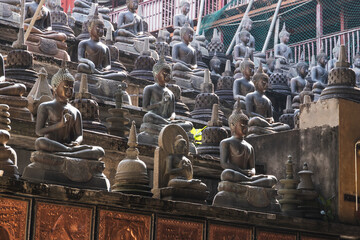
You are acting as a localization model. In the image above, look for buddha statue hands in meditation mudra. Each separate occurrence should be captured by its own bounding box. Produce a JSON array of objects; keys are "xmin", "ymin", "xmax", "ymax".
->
[
  {"xmin": 22, "ymin": 62, "xmax": 109, "ymax": 190},
  {"xmin": 77, "ymin": 6, "xmax": 127, "ymax": 80},
  {"xmin": 212, "ymin": 101, "xmax": 280, "ymax": 211}
]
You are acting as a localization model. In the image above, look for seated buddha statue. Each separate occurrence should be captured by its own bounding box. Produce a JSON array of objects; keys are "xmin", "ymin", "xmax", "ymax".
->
[
  {"xmin": 24, "ymin": 0, "xmax": 70, "ymax": 60},
  {"xmin": 171, "ymin": 23, "xmax": 205, "ymax": 90},
  {"xmin": 22, "ymin": 63, "xmax": 109, "ymax": 190},
  {"xmin": 138, "ymin": 55, "xmax": 193, "ymax": 145},
  {"xmin": 290, "ymin": 61, "xmax": 309, "ymax": 95},
  {"xmin": 233, "ymin": 29, "xmax": 253, "ymax": 63},
  {"xmin": 245, "ymin": 64, "xmax": 290, "ymax": 136},
  {"xmin": 311, "ymin": 50, "xmax": 328, "ymax": 100},
  {"xmin": 152, "ymin": 124, "xmax": 208, "ymax": 202},
  {"xmin": 171, "ymin": 0, "xmax": 194, "ymax": 45},
  {"xmin": 76, "ymin": 7, "xmax": 128, "ymax": 100},
  {"xmin": 274, "ymin": 23, "xmax": 293, "ymax": 65},
  {"xmin": 77, "ymin": 8, "xmax": 127, "ymax": 80},
  {"xmin": 115, "ymin": 0, "xmax": 155, "ymax": 43},
  {"xmin": 233, "ymin": 56, "xmax": 255, "ymax": 102},
  {"xmin": 212, "ymin": 102, "xmax": 279, "ymax": 210},
  {"xmin": 236, "ymin": 15, "xmax": 255, "ymax": 52}
]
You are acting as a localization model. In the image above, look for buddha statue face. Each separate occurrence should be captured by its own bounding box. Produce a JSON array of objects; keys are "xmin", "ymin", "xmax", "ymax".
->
[
  {"xmin": 317, "ymin": 54, "xmax": 328, "ymax": 67},
  {"xmin": 241, "ymin": 61, "xmax": 255, "ymax": 79},
  {"xmin": 55, "ymin": 80, "xmax": 74, "ymax": 102},
  {"xmin": 181, "ymin": 28, "xmax": 194, "ymax": 44},
  {"xmin": 243, "ymin": 19, "xmax": 253, "ymax": 32},
  {"xmin": 127, "ymin": 0, "xmax": 139, "ymax": 13},
  {"xmin": 254, "ymin": 75, "xmax": 269, "ymax": 93},
  {"xmin": 174, "ymin": 135, "xmax": 188, "ymax": 154},
  {"xmin": 181, "ymin": 2, "xmax": 190, "ymax": 15},
  {"xmin": 234, "ymin": 119, "xmax": 248, "ymax": 138},
  {"xmin": 296, "ymin": 63, "xmax": 309, "ymax": 78},
  {"xmin": 90, "ymin": 20, "xmax": 105, "ymax": 40},
  {"xmin": 239, "ymin": 31, "xmax": 250, "ymax": 45},
  {"xmin": 280, "ymin": 33, "xmax": 290, "ymax": 44},
  {"xmin": 210, "ymin": 58, "xmax": 221, "ymax": 73},
  {"xmin": 156, "ymin": 68, "xmax": 171, "ymax": 87}
]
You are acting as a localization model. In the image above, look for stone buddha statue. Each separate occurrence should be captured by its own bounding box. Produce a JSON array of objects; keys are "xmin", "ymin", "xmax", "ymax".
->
[
  {"xmin": 22, "ymin": 64, "xmax": 109, "ymax": 190},
  {"xmin": 236, "ymin": 15, "xmax": 255, "ymax": 52},
  {"xmin": 76, "ymin": 6, "xmax": 128, "ymax": 100},
  {"xmin": 233, "ymin": 56, "xmax": 255, "ymax": 102},
  {"xmin": 274, "ymin": 23, "xmax": 293, "ymax": 65},
  {"xmin": 311, "ymin": 50, "xmax": 328, "ymax": 100},
  {"xmin": 138, "ymin": 55, "xmax": 193, "ymax": 146},
  {"xmin": 174, "ymin": 0, "xmax": 194, "ymax": 29},
  {"xmin": 172, "ymin": 22, "xmax": 205, "ymax": 90},
  {"xmin": 327, "ymin": 38, "xmax": 340, "ymax": 72},
  {"xmin": 209, "ymin": 53, "xmax": 221, "ymax": 87},
  {"xmin": 352, "ymin": 52, "xmax": 360, "ymax": 87},
  {"xmin": 171, "ymin": 0, "xmax": 194, "ymax": 46},
  {"xmin": 233, "ymin": 29, "xmax": 253, "ymax": 63},
  {"xmin": 24, "ymin": 0, "xmax": 70, "ymax": 60},
  {"xmin": 290, "ymin": 60, "xmax": 309, "ymax": 95},
  {"xmin": 245, "ymin": 64, "xmax": 290, "ymax": 136},
  {"xmin": 115, "ymin": 0, "xmax": 154, "ymax": 42},
  {"xmin": 213, "ymin": 102, "xmax": 279, "ymax": 210},
  {"xmin": 152, "ymin": 124, "xmax": 208, "ymax": 203}
]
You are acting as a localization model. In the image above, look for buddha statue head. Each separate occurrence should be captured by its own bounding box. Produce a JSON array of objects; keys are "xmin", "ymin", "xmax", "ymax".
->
[
  {"xmin": 240, "ymin": 55, "xmax": 255, "ymax": 79},
  {"xmin": 180, "ymin": 0, "xmax": 190, "ymax": 16},
  {"xmin": 209, "ymin": 53, "xmax": 221, "ymax": 73},
  {"xmin": 296, "ymin": 61, "xmax": 309, "ymax": 79},
  {"xmin": 253, "ymin": 63, "xmax": 269, "ymax": 93},
  {"xmin": 51, "ymin": 62, "xmax": 75, "ymax": 101},
  {"xmin": 180, "ymin": 22, "xmax": 194, "ymax": 44},
  {"xmin": 87, "ymin": 6, "xmax": 105, "ymax": 40},
  {"xmin": 238, "ymin": 29, "xmax": 250, "ymax": 45},
  {"xmin": 174, "ymin": 134, "xmax": 188, "ymax": 154},
  {"xmin": 317, "ymin": 50, "xmax": 328, "ymax": 67},
  {"xmin": 242, "ymin": 15, "xmax": 253, "ymax": 32},
  {"xmin": 153, "ymin": 55, "xmax": 172, "ymax": 86},
  {"xmin": 279, "ymin": 23, "xmax": 290, "ymax": 44},
  {"xmin": 229, "ymin": 99, "xmax": 249, "ymax": 137},
  {"xmin": 126, "ymin": 0, "xmax": 139, "ymax": 13}
]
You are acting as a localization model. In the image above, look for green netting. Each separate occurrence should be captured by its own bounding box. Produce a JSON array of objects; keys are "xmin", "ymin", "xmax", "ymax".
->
[{"xmin": 199, "ymin": 0, "xmax": 360, "ymax": 62}]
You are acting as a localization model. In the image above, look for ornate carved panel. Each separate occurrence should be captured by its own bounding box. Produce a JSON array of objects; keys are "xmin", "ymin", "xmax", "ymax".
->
[
  {"xmin": 208, "ymin": 223, "xmax": 252, "ymax": 240},
  {"xmin": 98, "ymin": 209, "xmax": 151, "ymax": 240},
  {"xmin": 156, "ymin": 217, "xmax": 203, "ymax": 240},
  {"xmin": 35, "ymin": 202, "xmax": 93, "ymax": 240},
  {"xmin": 0, "ymin": 196, "xmax": 29, "ymax": 240},
  {"xmin": 257, "ymin": 230, "xmax": 296, "ymax": 240}
]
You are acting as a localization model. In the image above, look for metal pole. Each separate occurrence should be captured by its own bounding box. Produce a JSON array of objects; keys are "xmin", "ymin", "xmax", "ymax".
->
[
  {"xmin": 261, "ymin": 0, "xmax": 283, "ymax": 53},
  {"xmin": 196, "ymin": 0, "xmax": 206, "ymax": 35},
  {"xmin": 274, "ymin": 18, "xmax": 280, "ymax": 49},
  {"xmin": 24, "ymin": 0, "xmax": 46, "ymax": 42},
  {"xmin": 225, "ymin": 0, "xmax": 255, "ymax": 56}
]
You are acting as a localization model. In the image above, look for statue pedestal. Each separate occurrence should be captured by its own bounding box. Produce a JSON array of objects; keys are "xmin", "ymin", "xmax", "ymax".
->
[
  {"xmin": 213, "ymin": 181, "xmax": 280, "ymax": 212},
  {"xmin": 0, "ymin": 95, "xmax": 32, "ymax": 121},
  {"xmin": 22, "ymin": 151, "xmax": 110, "ymax": 191},
  {"xmin": 152, "ymin": 187, "xmax": 209, "ymax": 204},
  {"xmin": 106, "ymin": 108, "xmax": 130, "ymax": 137}
]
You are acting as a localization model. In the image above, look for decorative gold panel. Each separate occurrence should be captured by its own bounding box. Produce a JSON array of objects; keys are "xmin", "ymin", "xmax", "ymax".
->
[
  {"xmin": 257, "ymin": 230, "xmax": 296, "ymax": 240},
  {"xmin": 0, "ymin": 196, "xmax": 29, "ymax": 240},
  {"xmin": 156, "ymin": 217, "xmax": 203, "ymax": 240},
  {"xmin": 98, "ymin": 210, "xmax": 151, "ymax": 240},
  {"xmin": 35, "ymin": 202, "xmax": 93, "ymax": 240},
  {"xmin": 208, "ymin": 224, "xmax": 252, "ymax": 240}
]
